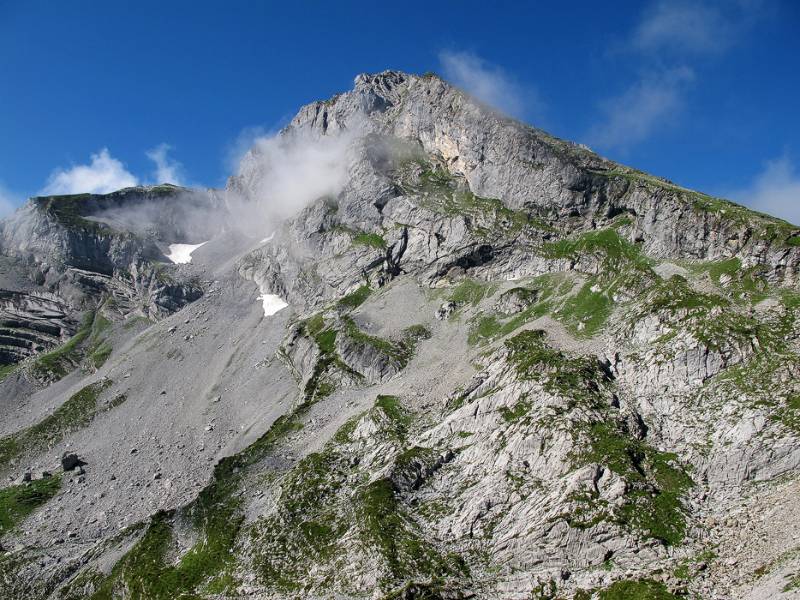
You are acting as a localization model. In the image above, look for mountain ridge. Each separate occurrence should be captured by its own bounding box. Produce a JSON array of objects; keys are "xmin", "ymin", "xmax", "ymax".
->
[{"xmin": 0, "ymin": 70, "xmax": 799, "ymax": 600}]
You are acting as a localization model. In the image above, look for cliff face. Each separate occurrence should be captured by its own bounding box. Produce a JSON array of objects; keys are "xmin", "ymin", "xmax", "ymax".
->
[{"xmin": 1, "ymin": 72, "xmax": 800, "ymax": 600}]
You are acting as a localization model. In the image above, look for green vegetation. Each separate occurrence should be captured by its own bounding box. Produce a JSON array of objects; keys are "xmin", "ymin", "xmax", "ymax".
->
[
  {"xmin": 590, "ymin": 167, "xmax": 800, "ymax": 247},
  {"xmin": 460, "ymin": 230, "xmax": 647, "ymax": 340},
  {"xmin": 542, "ymin": 228, "xmax": 655, "ymax": 335},
  {"xmin": 30, "ymin": 309, "xmax": 114, "ymax": 381},
  {"xmin": 357, "ymin": 477, "xmax": 466, "ymax": 585},
  {"xmin": 87, "ymin": 380, "xmax": 331, "ymax": 599},
  {"xmin": 248, "ymin": 393, "xmax": 464, "ymax": 593},
  {"xmin": 299, "ymin": 314, "xmax": 362, "ymax": 402},
  {"xmin": 30, "ymin": 311, "xmax": 95, "ymax": 380},
  {"xmin": 499, "ymin": 398, "xmax": 532, "ymax": 423},
  {"xmin": 578, "ymin": 423, "xmax": 693, "ymax": 546},
  {"xmin": 557, "ymin": 278, "xmax": 614, "ymax": 338},
  {"xmin": 353, "ymin": 232, "xmax": 387, "ymax": 250},
  {"xmin": 0, "ymin": 364, "xmax": 16, "ymax": 383},
  {"xmin": 341, "ymin": 317, "xmax": 430, "ymax": 371},
  {"xmin": 503, "ymin": 331, "xmax": 692, "ymax": 545},
  {"xmin": 337, "ymin": 285, "xmax": 372, "ymax": 309},
  {"xmin": 448, "ymin": 279, "xmax": 497, "ymax": 307},
  {"xmin": 542, "ymin": 228, "xmax": 652, "ymax": 274},
  {"xmin": 684, "ymin": 257, "xmax": 770, "ymax": 304},
  {"xmin": 574, "ymin": 578, "xmax": 680, "ymax": 600},
  {"xmin": 466, "ymin": 275, "xmax": 572, "ymax": 345},
  {"xmin": 506, "ymin": 330, "xmax": 610, "ymax": 409},
  {"xmin": 403, "ymin": 165, "xmax": 550, "ymax": 236},
  {"xmin": 0, "ymin": 379, "xmax": 113, "ymax": 468},
  {"xmin": 371, "ymin": 395, "xmax": 414, "ymax": 441},
  {"xmin": 33, "ymin": 194, "xmax": 108, "ymax": 234},
  {"xmin": 0, "ymin": 475, "xmax": 61, "ymax": 535}
]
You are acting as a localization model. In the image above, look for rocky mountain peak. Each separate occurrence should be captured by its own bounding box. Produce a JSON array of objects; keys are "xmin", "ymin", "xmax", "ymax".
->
[{"xmin": 1, "ymin": 71, "xmax": 800, "ymax": 600}]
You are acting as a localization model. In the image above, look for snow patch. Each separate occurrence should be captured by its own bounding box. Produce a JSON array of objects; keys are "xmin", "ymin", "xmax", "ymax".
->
[
  {"xmin": 259, "ymin": 231, "xmax": 275, "ymax": 245},
  {"xmin": 166, "ymin": 242, "xmax": 208, "ymax": 264},
  {"xmin": 258, "ymin": 293, "xmax": 288, "ymax": 316}
]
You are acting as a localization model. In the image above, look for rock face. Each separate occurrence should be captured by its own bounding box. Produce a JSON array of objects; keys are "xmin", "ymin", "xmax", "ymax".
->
[{"xmin": 1, "ymin": 71, "xmax": 800, "ymax": 600}]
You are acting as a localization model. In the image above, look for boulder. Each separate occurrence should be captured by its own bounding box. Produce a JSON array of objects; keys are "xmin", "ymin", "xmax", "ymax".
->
[
  {"xmin": 435, "ymin": 301, "xmax": 457, "ymax": 320},
  {"xmin": 61, "ymin": 452, "xmax": 82, "ymax": 471},
  {"xmin": 495, "ymin": 287, "xmax": 538, "ymax": 316}
]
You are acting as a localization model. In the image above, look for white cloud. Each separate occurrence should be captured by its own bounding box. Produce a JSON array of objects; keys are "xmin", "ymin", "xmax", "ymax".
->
[
  {"xmin": 224, "ymin": 127, "xmax": 359, "ymax": 237},
  {"xmin": 438, "ymin": 50, "xmax": 541, "ymax": 120},
  {"xmin": 146, "ymin": 143, "xmax": 184, "ymax": 186},
  {"xmin": 225, "ymin": 126, "xmax": 269, "ymax": 175},
  {"xmin": 633, "ymin": 1, "xmax": 732, "ymax": 55},
  {"xmin": 729, "ymin": 155, "xmax": 800, "ymax": 225},
  {"xmin": 586, "ymin": 67, "xmax": 695, "ymax": 150},
  {"xmin": 41, "ymin": 148, "xmax": 138, "ymax": 195},
  {"xmin": 633, "ymin": 0, "xmax": 765, "ymax": 56},
  {"xmin": 0, "ymin": 183, "xmax": 18, "ymax": 218}
]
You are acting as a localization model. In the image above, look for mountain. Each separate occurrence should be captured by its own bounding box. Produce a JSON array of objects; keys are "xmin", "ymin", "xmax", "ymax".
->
[{"xmin": 1, "ymin": 71, "xmax": 799, "ymax": 600}]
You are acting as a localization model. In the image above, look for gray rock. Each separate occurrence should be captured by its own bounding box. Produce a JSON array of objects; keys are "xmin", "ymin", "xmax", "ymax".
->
[
  {"xmin": 60, "ymin": 453, "xmax": 81, "ymax": 472},
  {"xmin": 435, "ymin": 301, "xmax": 457, "ymax": 320}
]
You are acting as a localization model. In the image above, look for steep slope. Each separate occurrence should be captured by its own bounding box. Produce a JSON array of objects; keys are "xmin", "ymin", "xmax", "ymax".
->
[{"xmin": 1, "ymin": 71, "xmax": 800, "ymax": 600}]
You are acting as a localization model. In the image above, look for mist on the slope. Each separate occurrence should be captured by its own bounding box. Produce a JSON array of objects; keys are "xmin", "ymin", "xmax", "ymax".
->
[
  {"xmin": 80, "ymin": 124, "xmax": 361, "ymax": 249},
  {"xmin": 223, "ymin": 125, "xmax": 359, "ymax": 238}
]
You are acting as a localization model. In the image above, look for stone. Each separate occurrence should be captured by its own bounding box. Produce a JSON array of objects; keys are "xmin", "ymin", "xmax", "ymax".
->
[
  {"xmin": 435, "ymin": 301, "xmax": 457, "ymax": 320},
  {"xmin": 61, "ymin": 453, "xmax": 82, "ymax": 472}
]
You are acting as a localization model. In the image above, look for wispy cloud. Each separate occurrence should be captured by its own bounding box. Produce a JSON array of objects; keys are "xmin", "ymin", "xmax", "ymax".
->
[
  {"xmin": 633, "ymin": 1, "xmax": 734, "ymax": 55},
  {"xmin": 438, "ymin": 50, "xmax": 542, "ymax": 120},
  {"xmin": 587, "ymin": 0, "xmax": 763, "ymax": 151},
  {"xmin": 233, "ymin": 128, "xmax": 356, "ymax": 228},
  {"xmin": 41, "ymin": 148, "xmax": 139, "ymax": 195},
  {"xmin": 0, "ymin": 182, "xmax": 18, "ymax": 218},
  {"xmin": 587, "ymin": 66, "xmax": 694, "ymax": 150},
  {"xmin": 146, "ymin": 143, "xmax": 184, "ymax": 186},
  {"xmin": 729, "ymin": 154, "xmax": 800, "ymax": 225}
]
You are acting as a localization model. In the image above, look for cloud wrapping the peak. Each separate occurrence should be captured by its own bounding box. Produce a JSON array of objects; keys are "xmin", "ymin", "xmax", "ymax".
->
[
  {"xmin": 730, "ymin": 155, "xmax": 800, "ymax": 225},
  {"xmin": 226, "ymin": 128, "xmax": 358, "ymax": 236},
  {"xmin": 146, "ymin": 143, "xmax": 184, "ymax": 186},
  {"xmin": 587, "ymin": 66, "xmax": 695, "ymax": 150},
  {"xmin": 0, "ymin": 183, "xmax": 18, "ymax": 218},
  {"xmin": 41, "ymin": 148, "xmax": 139, "ymax": 195},
  {"xmin": 438, "ymin": 50, "xmax": 540, "ymax": 120}
]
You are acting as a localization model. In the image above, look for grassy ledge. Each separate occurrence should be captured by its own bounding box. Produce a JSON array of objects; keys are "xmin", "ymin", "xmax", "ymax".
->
[
  {"xmin": 0, "ymin": 379, "xmax": 114, "ymax": 469},
  {"xmin": 0, "ymin": 475, "xmax": 61, "ymax": 535}
]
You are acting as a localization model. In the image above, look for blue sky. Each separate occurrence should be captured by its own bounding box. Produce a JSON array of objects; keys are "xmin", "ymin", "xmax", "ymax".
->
[{"xmin": 1, "ymin": 0, "xmax": 798, "ymax": 222}]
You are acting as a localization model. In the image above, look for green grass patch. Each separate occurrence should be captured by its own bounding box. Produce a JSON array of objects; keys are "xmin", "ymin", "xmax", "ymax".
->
[
  {"xmin": 341, "ymin": 317, "xmax": 426, "ymax": 371},
  {"xmin": 88, "ymin": 385, "xmax": 328, "ymax": 599},
  {"xmin": 0, "ymin": 364, "xmax": 16, "ymax": 383},
  {"xmin": 557, "ymin": 279, "xmax": 614, "ymax": 337},
  {"xmin": 505, "ymin": 330, "xmax": 610, "ymax": 408},
  {"xmin": 29, "ymin": 309, "xmax": 114, "ymax": 381},
  {"xmin": 498, "ymin": 398, "xmax": 532, "ymax": 423},
  {"xmin": 0, "ymin": 475, "xmax": 61, "ymax": 535},
  {"xmin": 405, "ymin": 166, "xmax": 551, "ymax": 236},
  {"xmin": 30, "ymin": 311, "xmax": 95, "ymax": 381},
  {"xmin": 449, "ymin": 279, "xmax": 497, "ymax": 307},
  {"xmin": 353, "ymin": 232, "xmax": 387, "ymax": 250},
  {"xmin": 576, "ymin": 422, "xmax": 693, "ymax": 546},
  {"xmin": 337, "ymin": 285, "xmax": 372, "ymax": 309},
  {"xmin": 594, "ymin": 578, "xmax": 680, "ymax": 600},
  {"xmin": 0, "ymin": 379, "xmax": 113, "ymax": 468}
]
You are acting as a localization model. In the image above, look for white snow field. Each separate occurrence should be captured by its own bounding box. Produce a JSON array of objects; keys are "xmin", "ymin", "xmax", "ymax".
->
[
  {"xmin": 166, "ymin": 242, "xmax": 208, "ymax": 264},
  {"xmin": 258, "ymin": 293, "xmax": 288, "ymax": 316}
]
